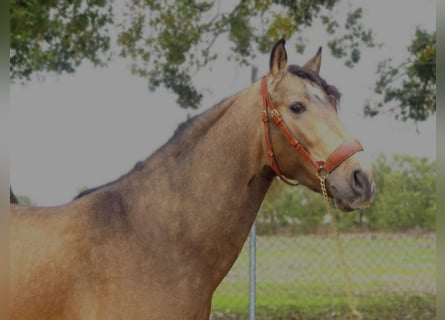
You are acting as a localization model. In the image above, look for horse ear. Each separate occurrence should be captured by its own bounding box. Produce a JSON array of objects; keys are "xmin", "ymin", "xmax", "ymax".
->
[
  {"xmin": 269, "ymin": 39, "xmax": 288, "ymax": 78},
  {"xmin": 303, "ymin": 47, "xmax": 322, "ymax": 74}
]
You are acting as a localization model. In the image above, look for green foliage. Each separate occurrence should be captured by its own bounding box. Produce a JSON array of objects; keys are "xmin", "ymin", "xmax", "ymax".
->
[
  {"xmin": 365, "ymin": 28, "xmax": 436, "ymax": 122},
  {"xmin": 11, "ymin": 0, "xmax": 379, "ymax": 109},
  {"xmin": 258, "ymin": 181, "xmax": 326, "ymax": 234},
  {"xmin": 323, "ymin": 7, "xmax": 379, "ymax": 68},
  {"xmin": 364, "ymin": 154, "xmax": 436, "ymax": 232},
  {"xmin": 10, "ymin": 0, "xmax": 114, "ymax": 81},
  {"xmin": 16, "ymin": 194, "xmax": 35, "ymax": 206},
  {"xmin": 213, "ymin": 293, "xmax": 436, "ymax": 320},
  {"xmin": 259, "ymin": 154, "xmax": 436, "ymax": 234},
  {"xmin": 118, "ymin": 0, "xmax": 377, "ymax": 108},
  {"xmin": 77, "ymin": 186, "xmax": 89, "ymax": 194}
]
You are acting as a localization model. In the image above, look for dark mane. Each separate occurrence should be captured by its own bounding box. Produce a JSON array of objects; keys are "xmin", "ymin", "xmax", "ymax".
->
[
  {"xmin": 73, "ymin": 161, "xmax": 144, "ymax": 200},
  {"xmin": 166, "ymin": 93, "xmax": 238, "ymax": 153},
  {"xmin": 287, "ymin": 64, "xmax": 341, "ymax": 110},
  {"xmin": 73, "ymin": 69, "xmax": 337, "ymax": 201}
]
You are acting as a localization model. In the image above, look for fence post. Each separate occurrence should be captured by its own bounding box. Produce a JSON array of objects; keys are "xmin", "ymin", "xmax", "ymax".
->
[
  {"xmin": 249, "ymin": 64, "xmax": 258, "ymax": 320},
  {"xmin": 249, "ymin": 222, "xmax": 256, "ymax": 320}
]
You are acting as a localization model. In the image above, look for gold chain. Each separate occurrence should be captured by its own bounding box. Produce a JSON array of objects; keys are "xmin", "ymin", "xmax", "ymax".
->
[{"xmin": 317, "ymin": 172, "xmax": 362, "ymax": 320}]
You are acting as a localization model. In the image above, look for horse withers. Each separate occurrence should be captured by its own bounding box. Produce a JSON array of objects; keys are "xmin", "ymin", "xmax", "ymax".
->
[{"xmin": 10, "ymin": 39, "xmax": 374, "ymax": 320}]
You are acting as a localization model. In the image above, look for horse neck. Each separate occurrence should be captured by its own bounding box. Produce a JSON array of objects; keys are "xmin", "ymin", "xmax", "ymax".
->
[{"xmin": 122, "ymin": 80, "xmax": 273, "ymax": 284}]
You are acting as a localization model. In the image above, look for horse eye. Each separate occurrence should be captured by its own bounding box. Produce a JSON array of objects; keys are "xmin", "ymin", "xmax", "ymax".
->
[{"xmin": 289, "ymin": 102, "xmax": 306, "ymax": 114}]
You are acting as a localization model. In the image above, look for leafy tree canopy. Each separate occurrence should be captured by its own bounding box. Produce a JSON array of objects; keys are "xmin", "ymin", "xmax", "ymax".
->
[
  {"xmin": 10, "ymin": 0, "xmax": 113, "ymax": 81},
  {"xmin": 364, "ymin": 28, "xmax": 436, "ymax": 122},
  {"xmin": 117, "ymin": 0, "xmax": 378, "ymax": 108},
  {"xmin": 10, "ymin": 0, "xmax": 378, "ymax": 109}
]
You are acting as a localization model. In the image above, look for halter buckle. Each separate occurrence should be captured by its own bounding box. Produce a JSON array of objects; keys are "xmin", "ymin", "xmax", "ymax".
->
[{"xmin": 271, "ymin": 109, "xmax": 282, "ymax": 124}]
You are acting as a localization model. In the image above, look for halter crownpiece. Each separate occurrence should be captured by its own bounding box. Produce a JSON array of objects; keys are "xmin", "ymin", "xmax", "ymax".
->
[{"xmin": 261, "ymin": 77, "xmax": 364, "ymax": 185}]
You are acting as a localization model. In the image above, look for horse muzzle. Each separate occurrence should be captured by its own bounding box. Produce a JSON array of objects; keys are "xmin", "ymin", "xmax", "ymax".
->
[{"xmin": 328, "ymin": 167, "xmax": 375, "ymax": 212}]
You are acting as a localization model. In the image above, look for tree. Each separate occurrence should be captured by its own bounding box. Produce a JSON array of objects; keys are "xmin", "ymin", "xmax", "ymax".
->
[
  {"xmin": 259, "ymin": 180, "xmax": 327, "ymax": 235},
  {"xmin": 364, "ymin": 28, "xmax": 436, "ymax": 122},
  {"xmin": 11, "ymin": 0, "xmax": 378, "ymax": 108},
  {"xmin": 10, "ymin": 0, "xmax": 114, "ymax": 81},
  {"xmin": 259, "ymin": 154, "xmax": 436, "ymax": 234},
  {"xmin": 117, "ymin": 0, "xmax": 378, "ymax": 108},
  {"xmin": 17, "ymin": 195, "xmax": 36, "ymax": 206},
  {"xmin": 363, "ymin": 154, "xmax": 435, "ymax": 232}
]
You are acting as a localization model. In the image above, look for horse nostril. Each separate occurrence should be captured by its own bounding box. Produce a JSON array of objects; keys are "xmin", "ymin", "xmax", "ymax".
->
[{"xmin": 351, "ymin": 169, "xmax": 369, "ymax": 196}]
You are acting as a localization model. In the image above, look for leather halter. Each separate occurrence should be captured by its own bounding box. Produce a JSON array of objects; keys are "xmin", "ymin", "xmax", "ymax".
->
[{"xmin": 261, "ymin": 77, "xmax": 363, "ymax": 186}]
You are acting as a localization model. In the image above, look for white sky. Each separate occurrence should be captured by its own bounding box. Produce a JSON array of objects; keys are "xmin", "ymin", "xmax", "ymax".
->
[{"xmin": 10, "ymin": 0, "xmax": 436, "ymax": 206}]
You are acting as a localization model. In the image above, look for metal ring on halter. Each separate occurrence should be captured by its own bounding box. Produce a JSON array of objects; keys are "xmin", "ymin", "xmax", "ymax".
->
[{"xmin": 316, "ymin": 169, "xmax": 329, "ymax": 182}]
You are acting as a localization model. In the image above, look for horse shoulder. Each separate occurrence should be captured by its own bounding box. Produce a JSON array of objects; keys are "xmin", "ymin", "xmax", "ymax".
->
[{"xmin": 10, "ymin": 204, "xmax": 94, "ymax": 319}]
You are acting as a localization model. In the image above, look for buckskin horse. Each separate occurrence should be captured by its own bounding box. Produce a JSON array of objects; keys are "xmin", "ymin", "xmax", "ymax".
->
[{"xmin": 10, "ymin": 39, "xmax": 375, "ymax": 320}]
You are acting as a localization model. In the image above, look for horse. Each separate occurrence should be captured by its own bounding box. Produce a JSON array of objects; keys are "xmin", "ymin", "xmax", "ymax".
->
[{"xmin": 9, "ymin": 39, "xmax": 375, "ymax": 320}]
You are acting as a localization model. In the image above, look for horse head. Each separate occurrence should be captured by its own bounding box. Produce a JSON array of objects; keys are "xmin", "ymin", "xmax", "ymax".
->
[{"xmin": 262, "ymin": 39, "xmax": 375, "ymax": 211}]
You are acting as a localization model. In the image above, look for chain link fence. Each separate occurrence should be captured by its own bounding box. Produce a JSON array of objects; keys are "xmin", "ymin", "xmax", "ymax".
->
[
  {"xmin": 211, "ymin": 226, "xmax": 436, "ymax": 319},
  {"xmin": 211, "ymin": 155, "xmax": 435, "ymax": 319}
]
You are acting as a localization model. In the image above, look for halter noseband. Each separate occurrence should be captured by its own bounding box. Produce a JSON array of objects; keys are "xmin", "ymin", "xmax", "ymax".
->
[{"xmin": 261, "ymin": 77, "xmax": 363, "ymax": 186}]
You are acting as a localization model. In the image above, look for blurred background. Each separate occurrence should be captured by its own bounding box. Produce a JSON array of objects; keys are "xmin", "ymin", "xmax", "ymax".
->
[{"xmin": 10, "ymin": 0, "xmax": 436, "ymax": 318}]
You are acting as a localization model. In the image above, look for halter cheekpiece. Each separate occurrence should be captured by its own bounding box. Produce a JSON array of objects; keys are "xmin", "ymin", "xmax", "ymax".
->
[{"xmin": 261, "ymin": 76, "xmax": 364, "ymax": 186}]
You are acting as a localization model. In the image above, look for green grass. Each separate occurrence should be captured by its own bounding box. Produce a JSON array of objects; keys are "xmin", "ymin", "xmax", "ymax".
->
[{"xmin": 211, "ymin": 233, "xmax": 436, "ymax": 319}]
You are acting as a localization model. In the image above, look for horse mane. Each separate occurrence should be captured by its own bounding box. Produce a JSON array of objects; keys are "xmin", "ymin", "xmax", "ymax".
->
[
  {"xmin": 74, "ymin": 93, "xmax": 239, "ymax": 200},
  {"xmin": 287, "ymin": 64, "xmax": 341, "ymax": 110},
  {"xmin": 73, "ymin": 70, "xmax": 336, "ymax": 201},
  {"xmin": 166, "ymin": 94, "xmax": 238, "ymax": 154},
  {"xmin": 73, "ymin": 161, "xmax": 145, "ymax": 200}
]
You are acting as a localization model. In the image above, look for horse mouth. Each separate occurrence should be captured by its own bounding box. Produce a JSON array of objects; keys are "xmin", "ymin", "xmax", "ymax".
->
[
  {"xmin": 333, "ymin": 197, "xmax": 354, "ymax": 212},
  {"xmin": 329, "ymin": 180, "xmax": 375, "ymax": 212}
]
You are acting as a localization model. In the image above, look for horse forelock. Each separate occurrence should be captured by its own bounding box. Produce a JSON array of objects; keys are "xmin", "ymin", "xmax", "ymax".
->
[{"xmin": 287, "ymin": 64, "xmax": 341, "ymax": 110}]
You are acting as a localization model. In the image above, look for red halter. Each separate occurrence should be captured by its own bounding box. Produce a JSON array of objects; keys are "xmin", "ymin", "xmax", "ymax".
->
[{"xmin": 261, "ymin": 77, "xmax": 363, "ymax": 185}]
